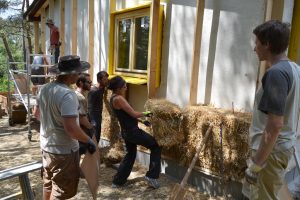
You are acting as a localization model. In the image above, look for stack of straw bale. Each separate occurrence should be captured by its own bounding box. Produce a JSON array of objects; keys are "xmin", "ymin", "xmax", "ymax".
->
[
  {"xmin": 100, "ymin": 90, "xmax": 124, "ymax": 164},
  {"xmin": 182, "ymin": 105, "xmax": 251, "ymax": 180},
  {"xmin": 144, "ymin": 99, "xmax": 185, "ymax": 148}
]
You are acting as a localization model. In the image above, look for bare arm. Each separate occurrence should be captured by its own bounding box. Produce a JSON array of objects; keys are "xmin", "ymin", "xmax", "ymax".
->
[
  {"xmin": 79, "ymin": 115, "xmax": 93, "ymax": 129},
  {"xmin": 113, "ymin": 96, "xmax": 144, "ymax": 118},
  {"xmin": 62, "ymin": 117, "xmax": 91, "ymax": 143},
  {"xmin": 33, "ymin": 106, "xmax": 40, "ymax": 121},
  {"xmin": 252, "ymin": 113, "xmax": 283, "ymax": 166}
]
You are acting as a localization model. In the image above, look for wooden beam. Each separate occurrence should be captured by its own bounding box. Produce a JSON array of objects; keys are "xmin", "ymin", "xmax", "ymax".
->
[
  {"xmin": 108, "ymin": 0, "xmax": 116, "ymax": 75},
  {"xmin": 40, "ymin": 9, "xmax": 46, "ymax": 54},
  {"xmin": 72, "ymin": 0, "xmax": 78, "ymax": 55},
  {"xmin": 33, "ymin": 21, "xmax": 39, "ymax": 53},
  {"xmin": 288, "ymin": 0, "xmax": 300, "ymax": 62},
  {"xmin": 49, "ymin": 0, "xmax": 54, "ymax": 19},
  {"xmin": 148, "ymin": 0, "xmax": 160, "ymax": 98},
  {"xmin": 88, "ymin": 0, "xmax": 94, "ymax": 76},
  {"xmin": 189, "ymin": 0, "xmax": 205, "ymax": 105},
  {"xmin": 60, "ymin": 0, "xmax": 65, "ymax": 56}
]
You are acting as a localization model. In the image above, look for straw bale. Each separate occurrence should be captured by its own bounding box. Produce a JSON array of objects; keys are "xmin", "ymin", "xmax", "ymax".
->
[
  {"xmin": 182, "ymin": 105, "xmax": 251, "ymax": 180},
  {"xmin": 100, "ymin": 90, "xmax": 124, "ymax": 165},
  {"xmin": 101, "ymin": 89, "xmax": 120, "ymax": 144},
  {"xmin": 144, "ymin": 99, "xmax": 184, "ymax": 148},
  {"xmin": 100, "ymin": 142, "xmax": 124, "ymax": 167}
]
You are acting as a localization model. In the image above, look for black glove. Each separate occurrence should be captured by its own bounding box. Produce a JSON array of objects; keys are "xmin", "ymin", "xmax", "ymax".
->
[
  {"xmin": 86, "ymin": 138, "xmax": 96, "ymax": 154},
  {"xmin": 143, "ymin": 120, "xmax": 151, "ymax": 127}
]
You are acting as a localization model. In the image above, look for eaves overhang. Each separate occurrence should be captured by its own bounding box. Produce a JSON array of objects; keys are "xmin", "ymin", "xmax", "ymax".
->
[{"xmin": 23, "ymin": 0, "xmax": 47, "ymax": 21}]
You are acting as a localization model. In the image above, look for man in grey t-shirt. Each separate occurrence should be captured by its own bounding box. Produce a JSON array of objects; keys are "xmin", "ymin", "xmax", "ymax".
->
[
  {"xmin": 34, "ymin": 55, "xmax": 97, "ymax": 200},
  {"xmin": 243, "ymin": 20, "xmax": 300, "ymax": 199}
]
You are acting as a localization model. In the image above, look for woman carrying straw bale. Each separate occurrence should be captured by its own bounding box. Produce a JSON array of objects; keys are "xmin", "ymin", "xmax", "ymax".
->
[{"xmin": 108, "ymin": 76, "xmax": 161, "ymax": 189}]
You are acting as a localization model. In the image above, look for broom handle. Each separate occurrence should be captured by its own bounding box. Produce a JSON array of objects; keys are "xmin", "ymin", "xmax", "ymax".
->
[{"xmin": 180, "ymin": 125, "xmax": 213, "ymax": 187}]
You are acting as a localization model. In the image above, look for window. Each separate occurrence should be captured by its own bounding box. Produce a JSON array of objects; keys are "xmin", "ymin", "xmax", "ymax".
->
[{"xmin": 114, "ymin": 8, "xmax": 150, "ymax": 77}]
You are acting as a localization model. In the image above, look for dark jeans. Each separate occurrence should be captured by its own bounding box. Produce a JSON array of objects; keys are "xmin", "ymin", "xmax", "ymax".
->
[
  {"xmin": 112, "ymin": 128, "xmax": 161, "ymax": 185},
  {"xmin": 89, "ymin": 113, "xmax": 102, "ymax": 144},
  {"xmin": 52, "ymin": 47, "xmax": 60, "ymax": 64}
]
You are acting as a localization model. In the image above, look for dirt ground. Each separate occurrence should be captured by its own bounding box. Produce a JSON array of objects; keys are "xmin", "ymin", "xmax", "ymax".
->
[{"xmin": 0, "ymin": 115, "xmax": 224, "ymax": 200}]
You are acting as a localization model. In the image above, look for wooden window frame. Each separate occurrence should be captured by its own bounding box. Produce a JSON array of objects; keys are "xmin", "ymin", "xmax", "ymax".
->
[{"xmin": 113, "ymin": 8, "xmax": 150, "ymax": 78}]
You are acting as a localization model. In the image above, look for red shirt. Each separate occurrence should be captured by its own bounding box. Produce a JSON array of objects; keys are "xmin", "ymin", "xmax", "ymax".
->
[{"xmin": 50, "ymin": 25, "xmax": 60, "ymax": 45}]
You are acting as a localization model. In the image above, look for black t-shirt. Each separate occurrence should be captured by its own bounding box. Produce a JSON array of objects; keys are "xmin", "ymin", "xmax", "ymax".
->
[
  {"xmin": 258, "ymin": 60, "xmax": 294, "ymax": 116},
  {"xmin": 87, "ymin": 86, "xmax": 105, "ymax": 114}
]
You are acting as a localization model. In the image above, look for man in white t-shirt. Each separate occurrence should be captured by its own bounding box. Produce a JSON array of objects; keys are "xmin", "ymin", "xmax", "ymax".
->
[
  {"xmin": 243, "ymin": 20, "xmax": 300, "ymax": 199},
  {"xmin": 34, "ymin": 55, "xmax": 96, "ymax": 200}
]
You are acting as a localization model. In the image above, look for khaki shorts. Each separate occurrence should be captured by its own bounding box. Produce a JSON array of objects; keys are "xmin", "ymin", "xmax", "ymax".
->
[{"xmin": 42, "ymin": 150, "xmax": 80, "ymax": 199}]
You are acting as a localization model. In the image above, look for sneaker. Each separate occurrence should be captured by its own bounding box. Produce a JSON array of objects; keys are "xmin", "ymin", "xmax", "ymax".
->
[
  {"xmin": 111, "ymin": 182, "xmax": 126, "ymax": 188},
  {"xmin": 144, "ymin": 176, "xmax": 160, "ymax": 189}
]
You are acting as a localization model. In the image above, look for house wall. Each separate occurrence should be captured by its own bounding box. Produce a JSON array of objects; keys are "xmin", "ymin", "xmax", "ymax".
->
[
  {"xmin": 64, "ymin": 0, "xmax": 72, "ymax": 55},
  {"xmin": 46, "ymin": 0, "xmax": 295, "ymax": 112},
  {"xmin": 77, "ymin": 1, "xmax": 89, "ymax": 62}
]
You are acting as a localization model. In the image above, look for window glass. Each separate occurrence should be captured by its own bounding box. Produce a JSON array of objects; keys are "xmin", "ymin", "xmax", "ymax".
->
[
  {"xmin": 134, "ymin": 16, "xmax": 150, "ymax": 71},
  {"xmin": 117, "ymin": 19, "xmax": 131, "ymax": 69}
]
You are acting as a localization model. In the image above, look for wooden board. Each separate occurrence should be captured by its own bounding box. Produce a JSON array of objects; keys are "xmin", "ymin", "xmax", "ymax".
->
[{"xmin": 80, "ymin": 136, "xmax": 100, "ymax": 200}]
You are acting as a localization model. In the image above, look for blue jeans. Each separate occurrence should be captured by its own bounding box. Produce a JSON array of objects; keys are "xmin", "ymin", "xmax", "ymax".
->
[{"xmin": 112, "ymin": 128, "xmax": 161, "ymax": 185}]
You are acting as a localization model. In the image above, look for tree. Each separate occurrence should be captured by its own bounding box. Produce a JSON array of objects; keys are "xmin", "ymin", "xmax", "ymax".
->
[{"xmin": 0, "ymin": 0, "xmax": 32, "ymax": 91}]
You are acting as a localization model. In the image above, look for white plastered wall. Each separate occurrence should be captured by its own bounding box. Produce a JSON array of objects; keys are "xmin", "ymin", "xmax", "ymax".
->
[
  {"xmin": 99, "ymin": 0, "xmax": 110, "ymax": 73},
  {"xmin": 77, "ymin": 1, "xmax": 89, "ymax": 62},
  {"xmin": 156, "ymin": 0, "xmax": 265, "ymax": 111},
  {"xmin": 64, "ymin": 0, "xmax": 72, "ymax": 55},
  {"xmin": 49, "ymin": 0, "xmax": 295, "ymax": 112}
]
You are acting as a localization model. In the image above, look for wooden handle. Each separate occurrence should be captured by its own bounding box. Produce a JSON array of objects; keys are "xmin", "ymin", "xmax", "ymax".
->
[{"xmin": 180, "ymin": 124, "xmax": 212, "ymax": 187}]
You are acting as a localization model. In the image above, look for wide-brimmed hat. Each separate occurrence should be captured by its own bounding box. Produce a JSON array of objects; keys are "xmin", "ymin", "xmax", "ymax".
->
[
  {"xmin": 49, "ymin": 55, "xmax": 90, "ymax": 75},
  {"xmin": 46, "ymin": 18, "xmax": 54, "ymax": 25}
]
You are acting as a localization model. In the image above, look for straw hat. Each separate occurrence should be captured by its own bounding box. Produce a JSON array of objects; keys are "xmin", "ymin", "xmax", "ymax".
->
[
  {"xmin": 49, "ymin": 55, "xmax": 90, "ymax": 75},
  {"xmin": 46, "ymin": 18, "xmax": 54, "ymax": 25}
]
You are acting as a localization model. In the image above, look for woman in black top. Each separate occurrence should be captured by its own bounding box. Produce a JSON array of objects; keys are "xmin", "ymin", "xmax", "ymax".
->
[{"xmin": 108, "ymin": 76, "xmax": 161, "ymax": 189}]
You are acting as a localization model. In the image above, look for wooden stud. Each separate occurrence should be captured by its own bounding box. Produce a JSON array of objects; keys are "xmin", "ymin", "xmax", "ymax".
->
[
  {"xmin": 108, "ymin": 0, "xmax": 116, "ymax": 75},
  {"xmin": 33, "ymin": 21, "xmax": 39, "ymax": 53},
  {"xmin": 60, "ymin": 0, "xmax": 65, "ymax": 56},
  {"xmin": 88, "ymin": 0, "xmax": 94, "ymax": 77},
  {"xmin": 49, "ymin": 0, "xmax": 54, "ymax": 20},
  {"xmin": 147, "ymin": 0, "xmax": 160, "ymax": 98},
  {"xmin": 288, "ymin": 0, "xmax": 300, "ymax": 62},
  {"xmin": 189, "ymin": 0, "xmax": 205, "ymax": 105},
  {"xmin": 72, "ymin": 0, "xmax": 78, "ymax": 55},
  {"xmin": 41, "ymin": 9, "xmax": 46, "ymax": 54}
]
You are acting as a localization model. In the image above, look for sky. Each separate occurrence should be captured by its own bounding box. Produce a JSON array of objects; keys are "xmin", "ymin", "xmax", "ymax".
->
[{"xmin": 0, "ymin": 0, "xmax": 34, "ymax": 19}]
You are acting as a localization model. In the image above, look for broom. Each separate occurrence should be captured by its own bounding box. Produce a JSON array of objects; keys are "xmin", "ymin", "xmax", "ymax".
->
[{"xmin": 169, "ymin": 124, "xmax": 213, "ymax": 200}]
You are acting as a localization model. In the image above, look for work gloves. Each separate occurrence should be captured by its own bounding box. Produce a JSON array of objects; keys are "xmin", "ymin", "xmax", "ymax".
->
[
  {"xmin": 86, "ymin": 138, "xmax": 96, "ymax": 154},
  {"xmin": 245, "ymin": 158, "xmax": 264, "ymax": 185},
  {"xmin": 140, "ymin": 120, "xmax": 151, "ymax": 127},
  {"xmin": 143, "ymin": 111, "xmax": 153, "ymax": 117}
]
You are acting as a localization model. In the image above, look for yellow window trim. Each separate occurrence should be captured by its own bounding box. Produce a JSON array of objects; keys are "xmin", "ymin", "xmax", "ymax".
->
[
  {"xmin": 288, "ymin": 1, "xmax": 300, "ymax": 62},
  {"xmin": 108, "ymin": 3, "xmax": 164, "ymax": 87},
  {"xmin": 109, "ymin": 74, "xmax": 147, "ymax": 85}
]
